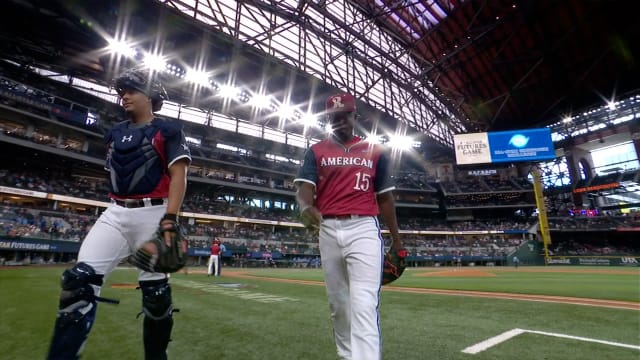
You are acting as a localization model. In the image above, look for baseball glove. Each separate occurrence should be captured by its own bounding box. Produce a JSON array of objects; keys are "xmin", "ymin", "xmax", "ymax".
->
[
  {"xmin": 382, "ymin": 247, "xmax": 408, "ymax": 285},
  {"xmin": 129, "ymin": 221, "xmax": 188, "ymax": 273}
]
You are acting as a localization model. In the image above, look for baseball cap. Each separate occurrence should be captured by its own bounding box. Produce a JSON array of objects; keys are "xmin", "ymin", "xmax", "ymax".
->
[{"xmin": 325, "ymin": 93, "xmax": 356, "ymax": 114}]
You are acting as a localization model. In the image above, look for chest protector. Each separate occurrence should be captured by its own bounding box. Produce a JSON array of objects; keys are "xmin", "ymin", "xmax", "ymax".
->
[{"xmin": 105, "ymin": 121, "xmax": 166, "ymax": 196}]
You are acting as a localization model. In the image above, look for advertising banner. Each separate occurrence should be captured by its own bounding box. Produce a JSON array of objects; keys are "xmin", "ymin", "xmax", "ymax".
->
[
  {"xmin": 0, "ymin": 238, "xmax": 81, "ymax": 253},
  {"xmin": 546, "ymin": 256, "xmax": 639, "ymax": 266},
  {"xmin": 453, "ymin": 132, "xmax": 491, "ymax": 165},
  {"xmin": 454, "ymin": 128, "xmax": 555, "ymax": 165},
  {"xmin": 488, "ymin": 128, "xmax": 556, "ymax": 163}
]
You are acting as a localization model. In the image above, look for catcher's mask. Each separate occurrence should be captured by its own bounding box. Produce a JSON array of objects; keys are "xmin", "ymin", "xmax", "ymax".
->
[{"xmin": 114, "ymin": 68, "xmax": 168, "ymax": 112}]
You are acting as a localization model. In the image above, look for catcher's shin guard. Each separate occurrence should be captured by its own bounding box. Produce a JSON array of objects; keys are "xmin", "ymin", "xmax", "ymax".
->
[
  {"xmin": 47, "ymin": 262, "xmax": 105, "ymax": 360},
  {"xmin": 139, "ymin": 278, "xmax": 175, "ymax": 360}
]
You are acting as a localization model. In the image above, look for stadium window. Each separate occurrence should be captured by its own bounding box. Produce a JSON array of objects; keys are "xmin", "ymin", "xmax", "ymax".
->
[
  {"xmin": 536, "ymin": 157, "xmax": 572, "ymax": 188},
  {"xmin": 185, "ymin": 136, "xmax": 201, "ymax": 145},
  {"xmin": 263, "ymin": 127, "xmax": 286, "ymax": 143},
  {"xmin": 591, "ymin": 141, "xmax": 639, "ymax": 175},
  {"xmin": 217, "ymin": 143, "xmax": 250, "ymax": 156},
  {"xmin": 237, "ymin": 121, "xmax": 262, "ymax": 137},
  {"xmin": 251, "ymin": 199, "xmax": 263, "ymax": 208},
  {"xmin": 287, "ymin": 133, "xmax": 307, "ymax": 148},
  {"xmin": 85, "ymin": 111, "xmax": 98, "ymax": 126},
  {"xmin": 180, "ymin": 107, "xmax": 207, "ymax": 124},
  {"xmin": 266, "ymin": 153, "xmax": 300, "ymax": 165},
  {"xmin": 578, "ymin": 160, "xmax": 589, "ymax": 180},
  {"xmin": 157, "ymin": 102, "xmax": 181, "ymax": 120},
  {"xmin": 210, "ymin": 113, "xmax": 238, "ymax": 132}
]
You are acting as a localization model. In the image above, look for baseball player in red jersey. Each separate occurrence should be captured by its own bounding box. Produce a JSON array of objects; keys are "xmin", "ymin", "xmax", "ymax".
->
[
  {"xmin": 208, "ymin": 238, "xmax": 222, "ymax": 276},
  {"xmin": 294, "ymin": 93, "xmax": 402, "ymax": 360},
  {"xmin": 47, "ymin": 69, "xmax": 191, "ymax": 360}
]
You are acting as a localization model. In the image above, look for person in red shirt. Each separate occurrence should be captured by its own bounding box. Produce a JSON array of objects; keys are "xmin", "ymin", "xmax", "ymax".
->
[
  {"xmin": 207, "ymin": 238, "xmax": 222, "ymax": 276},
  {"xmin": 294, "ymin": 93, "xmax": 401, "ymax": 360}
]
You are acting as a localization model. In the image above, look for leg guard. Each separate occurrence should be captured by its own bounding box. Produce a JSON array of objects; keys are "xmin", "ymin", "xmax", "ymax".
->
[
  {"xmin": 47, "ymin": 262, "xmax": 104, "ymax": 360},
  {"xmin": 140, "ymin": 278, "xmax": 175, "ymax": 360}
]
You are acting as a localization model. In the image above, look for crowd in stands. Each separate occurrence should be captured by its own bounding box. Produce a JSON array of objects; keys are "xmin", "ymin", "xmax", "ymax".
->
[
  {"xmin": 393, "ymin": 173, "xmax": 437, "ymax": 191},
  {"xmin": 547, "ymin": 217, "xmax": 620, "ymax": 230},
  {"xmin": 401, "ymin": 233, "xmax": 522, "ymax": 258},
  {"xmin": 2, "ymin": 162, "xmax": 640, "ymax": 264},
  {"xmin": 440, "ymin": 176, "xmax": 533, "ymax": 194},
  {"xmin": 403, "ymin": 217, "xmax": 535, "ymax": 231},
  {"xmin": 0, "ymin": 206, "xmax": 91, "ymax": 242},
  {"xmin": 550, "ymin": 239, "xmax": 638, "ymax": 256},
  {"xmin": 445, "ymin": 192, "xmax": 534, "ymax": 207}
]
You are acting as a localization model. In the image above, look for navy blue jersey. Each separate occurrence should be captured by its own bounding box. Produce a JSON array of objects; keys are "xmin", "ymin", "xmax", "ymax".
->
[{"xmin": 105, "ymin": 118, "xmax": 191, "ymax": 199}]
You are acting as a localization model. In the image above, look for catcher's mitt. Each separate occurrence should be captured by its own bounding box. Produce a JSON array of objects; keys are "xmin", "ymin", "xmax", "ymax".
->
[
  {"xmin": 129, "ymin": 221, "xmax": 188, "ymax": 273},
  {"xmin": 382, "ymin": 247, "xmax": 407, "ymax": 285}
]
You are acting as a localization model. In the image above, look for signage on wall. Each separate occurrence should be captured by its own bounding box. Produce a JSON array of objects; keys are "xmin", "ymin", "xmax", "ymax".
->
[
  {"xmin": 454, "ymin": 128, "xmax": 555, "ymax": 165},
  {"xmin": 573, "ymin": 183, "xmax": 620, "ymax": 193}
]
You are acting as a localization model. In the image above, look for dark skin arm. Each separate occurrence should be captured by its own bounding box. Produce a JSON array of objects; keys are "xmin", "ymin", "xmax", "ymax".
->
[
  {"xmin": 377, "ymin": 191, "xmax": 401, "ymax": 250},
  {"xmin": 296, "ymin": 182, "xmax": 322, "ymax": 229}
]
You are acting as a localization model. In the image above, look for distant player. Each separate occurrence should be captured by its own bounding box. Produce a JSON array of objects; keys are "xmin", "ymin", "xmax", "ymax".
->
[
  {"xmin": 47, "ymin": 68, "xmax": 191, "ymax": 360},
  {"xmin": 207, "ymin": 238, "xmax": 223, "ymax": 276},
  {"xmin": 294, "ymin": 93, "xmax": 401, "ymax": 360}
]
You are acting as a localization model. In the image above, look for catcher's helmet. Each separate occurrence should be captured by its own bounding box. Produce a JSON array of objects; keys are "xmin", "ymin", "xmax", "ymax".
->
[{"xmin": 114, "ymin": 68, "xmax": 168, "ymax": 112}]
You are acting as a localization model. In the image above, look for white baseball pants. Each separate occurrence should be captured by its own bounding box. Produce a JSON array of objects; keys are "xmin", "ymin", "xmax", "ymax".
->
[
  {"xmin": 319, "ymin": 216, "xmax": 384, "ymax": 360},
  {"xmin": 77, "ymin": 204, "xmax": 168, "ymax": 296},
  {"xmin": 208, "ymin": 255, "xmax": 220, "ymax": 276}
]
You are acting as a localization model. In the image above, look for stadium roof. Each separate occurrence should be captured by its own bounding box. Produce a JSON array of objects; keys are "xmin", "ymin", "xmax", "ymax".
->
[
  {"xmin": 359, "ymin": 0, "xmax": 640, "ymax": 132},
  {"xmin": 0, "ymin": 0, "xmax": 638, "ymax": 147}
]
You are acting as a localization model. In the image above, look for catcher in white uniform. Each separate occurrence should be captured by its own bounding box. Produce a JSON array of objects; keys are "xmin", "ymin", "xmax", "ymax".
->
[
  {"xmin": 294, "ymin": 93, "xmax": 402, "ymax": 360},
  {"xmin": 47, "ymin": 68, "xmax": 191, "ymax": 360}
]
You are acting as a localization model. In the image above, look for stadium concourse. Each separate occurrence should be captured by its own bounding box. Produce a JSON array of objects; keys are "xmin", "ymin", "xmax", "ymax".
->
[{"xmin": 0, "ymin": 0, "xmax": 639, "ymax": 271}]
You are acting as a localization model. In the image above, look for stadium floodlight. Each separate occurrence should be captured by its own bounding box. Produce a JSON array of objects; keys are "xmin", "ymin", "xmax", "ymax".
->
[
  {"xmin": 324, "ymin": 123, "xmax": 333, "ymax": 134},
  {"xmin": 248, "ymin": 94, "xmax": 272, "ymax": 108},
  {"xmin": 143, "ymin": 53, "xmax": 167, "ymax": 71},
  {"xmin": 365, "ymin": 133, "xmax": 384, "ymax": 144},
  {"xmin": 607, "ymin": 101, "xmax": 616, "ymax": 111},
  {"xmin": 219, "ymin": 84, "xmax": 240, "ymax": 99},
  {"xmin": 300, "ymin": 113, "xmax": 317, "ymax": 127},
  {"xmin": 387, "ymin": 135, "xmax": 414, "ymax": 151},
  {"xmin": 277, "ymin": 104, "xmax": 296, "ymax": 119},
  {"xmin": 107, "ymin": 39, "xmax": 136, "ymax": 57},
  {"xmin": 562, "ymin": 117, "xmax": 572, "ymax": 123},
  {"xmin": 185, "ymin": 68, "xmax": 210, "ymax": 86}
]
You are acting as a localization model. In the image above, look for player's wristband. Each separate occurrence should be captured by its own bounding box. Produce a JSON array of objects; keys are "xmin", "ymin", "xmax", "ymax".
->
[{"xmin": 161, "ymin": 213, "xmax": 178, "ymax": 223}]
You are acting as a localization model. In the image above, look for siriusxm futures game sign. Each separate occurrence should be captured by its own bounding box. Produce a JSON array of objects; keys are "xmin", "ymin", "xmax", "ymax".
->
[{"xmin": 454, "ymin": 128, "xmax": 555, "ymax": 165}]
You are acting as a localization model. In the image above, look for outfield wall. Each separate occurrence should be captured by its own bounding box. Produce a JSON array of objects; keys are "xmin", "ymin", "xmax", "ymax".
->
[{"xmin": 546, "ymin": 256, "xmax": 640, "ymax": 266}]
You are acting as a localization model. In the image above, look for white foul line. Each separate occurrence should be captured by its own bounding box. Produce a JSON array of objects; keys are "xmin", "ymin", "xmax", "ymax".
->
[
  {"xmin": 462, "ymin": 328, "xmax": 640, "ymax": 354},
  {"xmin": 524, "ymin": 329, "xmax": 640, "ymax": 351},
  {"xmin": 462, "ymin": 328, "xmax": 525, "ymax": 354}
]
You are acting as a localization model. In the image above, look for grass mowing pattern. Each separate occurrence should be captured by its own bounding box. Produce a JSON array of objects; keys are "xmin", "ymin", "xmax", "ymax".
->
[{"xmin": 0, "ymin": 266, "xmax": 638, "ymax": 359}]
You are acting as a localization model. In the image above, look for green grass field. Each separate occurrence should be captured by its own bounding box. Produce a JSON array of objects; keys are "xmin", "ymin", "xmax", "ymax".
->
[{"xmin": 1, "ymin": 266, "xmax": 638, "ymax": 359}]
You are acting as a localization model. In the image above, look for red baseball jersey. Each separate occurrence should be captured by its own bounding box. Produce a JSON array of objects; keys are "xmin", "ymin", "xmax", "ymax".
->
[
  {"xmin": 294, "ymin": 136, "xmax": 394, "ymax": 216},
  {"xmin": 210, "ymin": 243, "xmax": 221, "ymax": 256}
]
